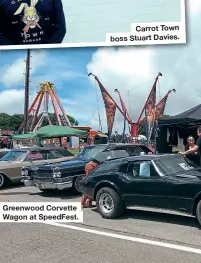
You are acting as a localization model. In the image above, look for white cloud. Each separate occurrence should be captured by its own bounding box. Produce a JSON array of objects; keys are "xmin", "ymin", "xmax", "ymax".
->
[
  {"xmin": 0, "ymin": 50, "xmax": 47, "ymax": 88},
  {"xmin": 0, "ymin": 89, "xmax": 24, "ymax": 114},
  {"xmin": 86, "ymin": 0, "xmax": 201, "ymax": 131}
]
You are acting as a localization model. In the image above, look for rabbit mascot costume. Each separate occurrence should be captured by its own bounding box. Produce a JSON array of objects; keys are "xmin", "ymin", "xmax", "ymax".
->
[{"xmin": 0, "ymin": 0, "xmax": 66, "ymax": 45}]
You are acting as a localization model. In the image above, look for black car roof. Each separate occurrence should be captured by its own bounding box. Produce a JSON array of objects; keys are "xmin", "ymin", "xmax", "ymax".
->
[
  {"xmin": 87, "ymin": 143, "xmax": 150, "ymax": 147},
  {"xmin": 126, "ymin": 154, "xmax": 177, "ymax": 160},
  {"xmin": 105, "ymin": 154, "xmax": 179, "ymax": 164},
  {"xmin": 11, "ymin": 147, "xmax": 65, "ymax": 151}
]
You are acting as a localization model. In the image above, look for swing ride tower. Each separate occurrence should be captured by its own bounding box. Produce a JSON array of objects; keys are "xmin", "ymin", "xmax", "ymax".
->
[
  {"xmin": 89, "ymin": 73, "xmax": 176, "ymax": 141},
  {"xmin": 19, "ymin": 81, "xmax": 71, "ymax": 133}
]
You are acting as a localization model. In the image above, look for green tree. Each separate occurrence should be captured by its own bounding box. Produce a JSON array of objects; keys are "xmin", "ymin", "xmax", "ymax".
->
[
  {"xmin": 138, "ymin": 123, "xmax": 146, "ymax": 136},
  {"xmin": 9, "ymin": 114, "xmax": 24, "ymax": 130},
  {"xmin": 37, "ymin": 113, "xmax": 79, "ymax": 126},
  {"xmin": 0, "ymin": 112, "xmax": 79, "ymax": 132},
  {"xmin": 0, "ymin": 113, "xmax": 12, "ymax": 130}
]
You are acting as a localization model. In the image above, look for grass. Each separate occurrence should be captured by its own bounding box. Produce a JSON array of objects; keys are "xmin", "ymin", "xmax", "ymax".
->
[{"xmin": 68, "ymin": 148, "xmax": 80, "ymax": 155}]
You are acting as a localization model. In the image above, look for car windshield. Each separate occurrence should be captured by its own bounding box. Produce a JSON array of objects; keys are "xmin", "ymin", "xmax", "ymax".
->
[
  {"xmin": 0, "ymin": 151, "xmax": 9, "ymax": 159},
  {"xmin": 77, "ymin": 145, "xmax": 107, "ymax": 160},
  {"xmin": 154, "ymin": 155, "xmax": 199, "ymax": 175},
  {"xmin": 0, "ymin": 150, "xmax": 27, "ymax": 161}
]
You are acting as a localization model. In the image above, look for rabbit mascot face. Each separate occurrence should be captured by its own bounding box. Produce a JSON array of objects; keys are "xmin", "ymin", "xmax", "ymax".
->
[{"xmin": 14, "ymin": 0, "xmax": 41, "ymax": 32}]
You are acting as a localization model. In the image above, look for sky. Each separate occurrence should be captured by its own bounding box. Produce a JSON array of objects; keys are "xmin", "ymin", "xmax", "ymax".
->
[{"xmin": 0, "ymin": 0, "xmax": 201, "ymax": 133}]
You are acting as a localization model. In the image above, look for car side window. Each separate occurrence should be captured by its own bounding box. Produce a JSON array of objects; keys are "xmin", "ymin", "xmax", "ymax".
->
[
  {"xmin": 127, "ymin": 162, "xmax": 141, "ymax": 176},
  {"xmin": 26, "ymin": 151, "xmax": 46, "ymax": 161},
  {"xmin": 127, "ymin": 161, "xmax": 159, "ymax": 178},
  {"xmin": 139, "ymin": 162, "xmax": 151, "ymax": 177},
  {"xmin": 119, "ymin": 162, "xmax": 128, "ymax": 173},
  {"xmin": 114, "ymin": 146, "xmax": 126, "ymax": 151},
  {"xmin": 46, "ymin": 150, "xmax": 64, "ymax": 159},
  {"xmin": 127, "ymin": 146, "xmax": 142, "ymax": 156}
]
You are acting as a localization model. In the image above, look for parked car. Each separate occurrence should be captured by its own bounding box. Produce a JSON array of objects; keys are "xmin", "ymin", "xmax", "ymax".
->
[
  {"xmin": 79, "ymin": 154, "xmax": 201, "ymax": 225},
  {"xmin": 0, "ymin": 149, "xmax": 10, "ymax": 159},
  {"xmin": 0, "ymin": 147, "xmax": 74, "ymax": 189},
  {"xmin": 21, "ymin": 143, "xmax": 153, "ymax": 192}
]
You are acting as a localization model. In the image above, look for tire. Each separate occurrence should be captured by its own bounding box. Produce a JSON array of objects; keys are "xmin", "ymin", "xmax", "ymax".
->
[
  {"xmin": 74, "ymin": 175, "xmax": 85, "ymax": 193},
  {"xmin": 0, "ymin": 173, "xmax": 7, "ymax": 189},
  {"xmin": 96, "ymin": 187, "xmax": 125, "ymax": 219},
  {"xmin": 196, "ymin": 200, "xmax": 201, "ymax": 226},
  {"xmin": 71, "ymin": 176, "xmax": 83, "ymax": 194}
]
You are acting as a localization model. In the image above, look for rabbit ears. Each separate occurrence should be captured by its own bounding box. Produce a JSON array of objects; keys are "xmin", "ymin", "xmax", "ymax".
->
[
  {"xmin": 14, "ymin": 0, "xmax": 39, "ymax": 15},
  {"xmin": 14, "ymin": 3, "xmax": 28, "ymax": 15},
  {"xmin": 31, "ymin": 0, "xmax": 39, "ymax": 6}
]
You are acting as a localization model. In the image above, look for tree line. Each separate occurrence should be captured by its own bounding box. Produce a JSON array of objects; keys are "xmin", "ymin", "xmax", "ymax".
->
[{"xmin": 0, "ymin": 113, "xmax": 79, "ymax": 132}]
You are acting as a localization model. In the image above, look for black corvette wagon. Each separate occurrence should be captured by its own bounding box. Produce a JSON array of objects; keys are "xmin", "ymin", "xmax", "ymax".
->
[{"xmin": 79, "ymin": 154, "xmax": 201, "ymax": 225}]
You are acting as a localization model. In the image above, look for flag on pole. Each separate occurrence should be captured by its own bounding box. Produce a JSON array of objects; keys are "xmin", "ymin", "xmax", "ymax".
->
[
  {"xmin": 155, "ymin": 94, "xmax": 169, "ymax": 120},
  {"xmin": 145, "ymin": 82, "xmax": 157, "ymax": 142},
  {"xmin": 94, "ymin": 77, "xmax": 117, "ymax": 137},
  {"xmin": 100, "ymin": 91, "xmax": 117, "ymax": 138}
]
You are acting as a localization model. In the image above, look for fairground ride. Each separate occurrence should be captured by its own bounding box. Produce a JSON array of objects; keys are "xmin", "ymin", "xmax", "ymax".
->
[
  {"xmin": 18, "ymin": 82, "xmax": 104, "ymax": 144},
  {"xmin": 89, "ymin": 72, "xmax": 176, "ymax": 141},
  {"xmin": 19, "ymin": 81, "xmax": 71, "ymax": 133}
]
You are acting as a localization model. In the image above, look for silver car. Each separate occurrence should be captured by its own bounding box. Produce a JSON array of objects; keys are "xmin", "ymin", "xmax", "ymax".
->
[{"xmin": 0, "ymin": 147, "xmax": 74, "ymax": 189}]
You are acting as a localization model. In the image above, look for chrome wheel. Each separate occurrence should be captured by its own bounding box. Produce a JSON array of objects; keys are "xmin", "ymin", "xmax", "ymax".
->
[{"xmin": 99, "ymin": 193, "xmax": 114, "ymax": 214}]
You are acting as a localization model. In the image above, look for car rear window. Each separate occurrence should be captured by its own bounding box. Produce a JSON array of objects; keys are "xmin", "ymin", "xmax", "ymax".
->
[
  {"xmin": 139, "ymin": 145, "xmax": 153, "ymax": 154},
  {"xmin": 28, "ymin": 149, "xmax": 67, "ymax": 160},
  {"xmin": 154, "ymin": 155, "xmax": 198, "ymax": 175}
]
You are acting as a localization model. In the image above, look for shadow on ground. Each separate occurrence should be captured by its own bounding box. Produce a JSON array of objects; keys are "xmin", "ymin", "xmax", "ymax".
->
[
  {"xmin": 91, "ymin": 207, "xmax": 201, "ymax": 229},
  {"xmin": 29, "ymin": 189, "xmax": 81, "ymax": 200},
  {"xmin": 0, "ymin": 188, "xmax": 81, "ymax": 200},
  {"xmin": 0, "ymin": 183, "xmax": 81, "ymax": 200}
]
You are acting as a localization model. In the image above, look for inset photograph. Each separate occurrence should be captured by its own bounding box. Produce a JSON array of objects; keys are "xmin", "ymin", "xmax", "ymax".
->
[{"xmin": 0, "ymin": 0, "xmax": 186, "ymax": 49}]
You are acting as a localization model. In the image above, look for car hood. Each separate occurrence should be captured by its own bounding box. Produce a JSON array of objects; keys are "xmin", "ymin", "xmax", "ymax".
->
[{"xmin": 35, "ymin": 157, "xmax": 89, "ymax": 170}]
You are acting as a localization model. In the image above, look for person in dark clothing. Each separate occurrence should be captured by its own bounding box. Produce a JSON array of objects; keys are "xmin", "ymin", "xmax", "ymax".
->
[
  {"xmin": 81, "ymin": 159, "xmax": 100, "ymax": 208},
  {"xmin": 0, "ymin": 0, "xmax": 66, "ymax": 45},
  {"xmin": 180, "ymin": 126, "xmax": 201, "ymax": 165},
  {"xmin": 184, "ymin": 136, "xmax": 200, "ymax": 165}
]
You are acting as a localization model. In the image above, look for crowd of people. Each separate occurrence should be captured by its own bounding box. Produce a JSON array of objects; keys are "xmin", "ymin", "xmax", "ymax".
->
[{"xmin": 0, "ymin": 136, "xmax": 12, "ymax": 149}]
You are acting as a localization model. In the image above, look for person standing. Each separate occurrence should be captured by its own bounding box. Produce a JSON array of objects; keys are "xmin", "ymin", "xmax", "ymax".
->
[
  {"xmin": 81, "ymin": 159, "xmax": 100, "ymax": 208},
  {"xmin": 183, "ymin": 136, "xmax": 200, "ymax": 165},
  {"xmin": 0, "ymin": 0, "xmax": 66, "ymax": 45},
  {"xmin": 179, "ymin": 126, "xmax": 201, "ymax": 165}
]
